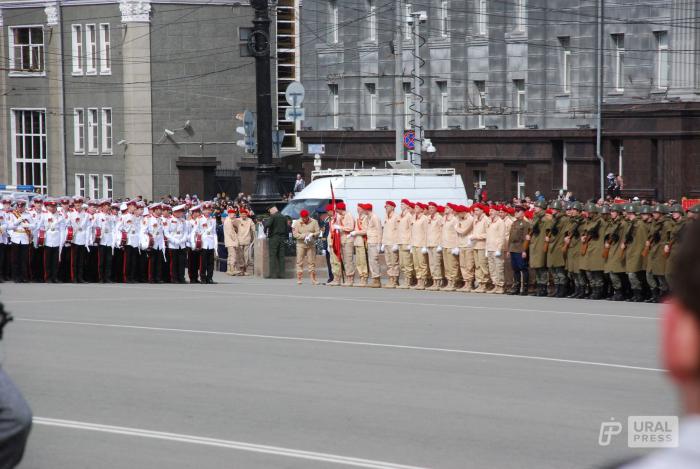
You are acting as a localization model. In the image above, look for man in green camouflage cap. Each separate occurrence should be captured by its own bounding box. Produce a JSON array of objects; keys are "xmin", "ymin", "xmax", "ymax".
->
[
  {"xmin": 645, "ymin": 205, "xmax": 672, "ymax": 302},
  {"xmin": 544, "ymin": 201, "xmax": 569, "ymax": 297},
  {"xmin": 665, "ymin": 204, "xmax": 686, "ymax": 288},
  {"xmin": 527, "ymin": 200, "xmax": 549, "ymax": 296},
  {"xmin": 603, "ymin": 204, "xmax": 628, "ymax": 301},
  {"xmin": 622, "ymin": 204, "xmax": 648, "ymax": 302},
  {"xmin": 564, "ymin": 202, "xmax": 586, "ymax": 298},
  {"xmin": 580, "ymin": 204, "xmax": 607, "ymax": 299}
]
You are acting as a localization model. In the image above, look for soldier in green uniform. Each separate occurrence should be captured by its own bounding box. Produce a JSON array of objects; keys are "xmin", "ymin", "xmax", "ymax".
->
[
  {"xmin": 581, "ymin": 204, "xmax": 607, "ymax": 300},
  {"xmin": 564, "ymin": 202, "xmax": 586, "ymax": 298},
  {"xmin": 603, "ymin": 204, "xmax": 627, "ymax": 301},
  {"xmin": 645, "ymin": 205, "xmax": 672, "ymax": 303},
  {"xmin": 527, "ymin": 201, "xmax": 549, "ymax": 297},
  {"xmin": 507, "ymin": 205, "xmax": 530, "ymax": 295},
  {"xmin": 263, "ymin": 205, "xmax": 289, "ymax": 279},
  {"xmin": 665, "ymin": 204, "xmax": 686, "ymax": 289},
  {"xmin": 622, "ymin": 204, "xmax": 650, "ymax": 302},
  {"xmin": 545, "ymin": 201, "xmax": 569, "ymax": 298}
]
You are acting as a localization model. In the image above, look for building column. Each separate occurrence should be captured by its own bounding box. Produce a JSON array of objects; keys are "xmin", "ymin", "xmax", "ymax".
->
[
  {"xmin": 0, "ymin": 10, "xmax": 7, "ymax": 184},
  {"xmin": 120, "ymin": 0, "xmax": 153, "ymax": 199},
  {"xmin": 45, "ymin": 2, "xmax": 67, "ymax": 195}
]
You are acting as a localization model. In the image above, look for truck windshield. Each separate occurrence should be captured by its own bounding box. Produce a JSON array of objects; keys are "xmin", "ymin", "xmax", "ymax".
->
[{"xmin": 281, "ymin": 199, "xmax": 326, "ymax": 219}]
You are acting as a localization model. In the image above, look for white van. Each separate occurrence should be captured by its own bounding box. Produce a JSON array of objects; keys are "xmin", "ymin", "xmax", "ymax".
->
[{"xmin": 282, "ymin": 162, "xmax": 469, "ymax": 220}]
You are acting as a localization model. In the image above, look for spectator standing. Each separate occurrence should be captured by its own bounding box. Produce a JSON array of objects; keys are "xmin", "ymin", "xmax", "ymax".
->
[{"xmin": 294, "ymin": 174, "xmax": 306, "ymax": 194}]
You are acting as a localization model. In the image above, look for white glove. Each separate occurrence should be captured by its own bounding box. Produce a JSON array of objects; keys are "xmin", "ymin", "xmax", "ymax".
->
[
  {"xmin": 466, "ymin": 237, "xmax": 473, "ymax": 247},
  {"xmin": 436, "ymin": 246, "xmax": 443, "ymax": 253},
  {"xmin": 495, "ymin": 250, "xmax": 502, "ymax": 258},
  {"xmin": 421, "ymin": 247, "xmax": 428, "ymax": 254},
  {"xmin": 392, "ymin": 244, "xmax": 400, "ymax": 252},
  {"xmin": 349, "ymin": 231, "xmax": 356, "ymax": 237},
  {"xmin": 333, "ymin": 224, "xmax": 342, "ymax": 230},
  {"xmin": 379, "ymin": 244, "xmax": 385, "ymax": 253},
  {"xmin": 321, "ymin": 249, "xmax": 327, "ymax": 256},
  {"xmin": 451, "ymin": 247, "xmax": 460, "ymax": 256},
  {"xmin": 407, "ymin": 245, "xmax": 413, "ymax": 251},
  {"xmin": 304, "ymin": 234, "xmax": 312, "ymax": 243}
]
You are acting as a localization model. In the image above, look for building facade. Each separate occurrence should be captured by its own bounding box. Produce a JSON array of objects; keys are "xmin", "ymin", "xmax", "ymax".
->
[
  {"xmin": 0, "ymin": 0, "xmax": 275, "ymax": 199},
  {"xmin": 298, "ymin": 0, "xmax": 700, "ymax": 201}
]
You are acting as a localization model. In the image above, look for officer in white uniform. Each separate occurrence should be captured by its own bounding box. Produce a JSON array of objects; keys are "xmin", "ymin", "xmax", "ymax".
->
[
  {"xmin": 35, "ymin": 199, "xmax": 66, "ymax": 282},
  {"xmin": 68, "ymin": 203, "xmax": 91, "ymax": 283},
  {"xmin": 141, "ymin": 203, "xmax": 165, "ymax": 283},
  {"xmin": 93, "ymin": 200, "xmax": 116, "ymax": 283},
  {"xmin": 0, "ymin": 197, "xmax": 11, "ymax": 281},
  {"xmin": 191, "ymin": 202, "xmax": 218, "ymax": 284},
  {"xmin": 165, "ymin": 204, "xmax": 188, "ymax": 283}
]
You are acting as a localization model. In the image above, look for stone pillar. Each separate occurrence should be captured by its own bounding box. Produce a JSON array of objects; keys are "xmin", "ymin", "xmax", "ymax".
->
[
  {"xmin": 0, "ymin": 9, "xmax": 7, "ymax": 184},
  {"xmin": 120, "ymin": 0, "xmax": 153, "ymax": 199},
  {"xmin": 670, "ymin": 0, "xmax": 699, "ymax": 96},
  {"xmin": 45, "ymin": 2, "xmax": 67, "ymax": 195}
]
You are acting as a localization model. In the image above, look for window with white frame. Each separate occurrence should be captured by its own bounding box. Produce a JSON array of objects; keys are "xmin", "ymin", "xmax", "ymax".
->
[
  {"xmin": 612, "ymin": 33, "xmax": 625, "ymax": 91},
  {"xmin": 560, "ymin": 37, "xmax": 571, "ymax": 93},
  {"xmin": 404, "ymin": 3, "xmax": 412, "ymax": 40},
  {"xmin": 89, "ymin": 174, "xmax": 99, "ymax": 199},
  {"xmin": 367, "ymin": 0, "xmax": 377, "ymax": 41},
  {"xmin": 517, "ymin": 172, "xmax": 526, "ymax": 199},
  {"xmin": 474, "ymin": 170, "xmax": 487, "ymax": 189},
  {"xmin": 329, "ymin": 84, "xmax": 339, "ymax": 129},
  {"xmin": 477, "ymin": 0, "xmax": 488, "ymax": 36},
  {"xmin": 75, "ymin": 174, "xmax": 86, "ymax": 197},
  {"xmin": 403, "ymin": 82, "xmax": 413, "ymax": 130},
  {"xmin": 329, "ymin": 1, "xmax": 339, "ymax": 44},
  {"xmin": 475, "ymin": 81, "xmax": 487, "ymax": 128},
  {"xmin": 11, "ymin": 110, "xmax": 48, "ymax": 194},
  {"xmin": 87, "ymin": 108, "xmax": 99, "ymax": 153},
  {"xmin": 514, "ymin": 80, "xmax": 526, "ymax": 128},
  {"xmin": 86, "ymin": 24, "xmax": 97, "ymax": 74},
  {"xmin": 71, "ymin": 25, "xmax": 83, "ymax": 74},
  {"xmin": 514, "ymin": 0, "xmax": 526, "ymax": 31},
  {"xmin": 9, "ymin": 26, "xmax": 45, "ymax": 74},
  {"xmin": 655, "ymin": 31, "xmax": 669, "ymax": 89},
  {"xmin": 437, "ymin": 81, "xmax": 448, "ymax": 129},
  {"xmin": 439, "ymin": 1, "xmax": 449, "ymax": 38},
  {"xmin": 99, "ymin": 24, "xmax": 111, "ymax": 74},
  {"xmin": 366, "ymin": 83, "xmax": 377, "ymax": 129},
  {"xmin": 74, "ymin": 109, "xmax": 85, "ymax": 154},
  {"xmin": 101, "ymin": 108, "xmax": 113, "ymax": 154},
  {"xmin": 102, "ymin": 175, "xmax": 113, "ymax": 199}
]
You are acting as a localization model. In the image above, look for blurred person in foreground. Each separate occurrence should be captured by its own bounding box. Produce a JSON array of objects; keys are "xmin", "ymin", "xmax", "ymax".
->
[{"xmin": 614, "ymin": 219, "xmax": 700, "ymax": 468}]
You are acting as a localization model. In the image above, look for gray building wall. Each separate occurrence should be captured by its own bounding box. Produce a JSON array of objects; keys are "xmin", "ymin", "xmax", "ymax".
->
[{"xmin": 300, "ymin": 0, "xmax": 694, "ymax": 134}]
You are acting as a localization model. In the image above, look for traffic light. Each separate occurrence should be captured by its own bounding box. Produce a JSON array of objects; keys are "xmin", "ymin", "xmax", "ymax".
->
[{"xmin": 235, "ymin": 110, "xmax": 256, "ymax": 154}]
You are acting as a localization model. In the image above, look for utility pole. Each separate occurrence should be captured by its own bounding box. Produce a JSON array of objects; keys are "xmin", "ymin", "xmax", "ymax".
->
[
  {"xmin": 409, "ymin": 11, "xmax": 426, "ymax": 168},
  {"xmin": 250, "ymin": 0, "xmax": 281, "ymax": 211},
  {"xmin": 394, "ymin": 0, "xmax": 404, "ymax": 161}
]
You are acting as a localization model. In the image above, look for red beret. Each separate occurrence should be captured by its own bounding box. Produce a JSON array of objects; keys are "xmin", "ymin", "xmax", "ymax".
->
[
  {"xmin": 325, "ymin": 203, "xmax": 335, "ymax": 212},
  {"xmin": 428, "ymin": 201, "xmax": 437, "ymax": 207},
  {"xmin": 446, "ymin": 203, "xmax": 457, "ymax": 210},
  {"xmin": 436, "ymin": 205, "xmax": 445, "ymax": 213},
  {"xmin": 401, "ymin": 199, "xmax": 411, "ymax": 206},
  {"xmin": 336, "ymin": 202, "xmax": 346, "ymax": 210},
  {"xmin": 385, "ymin": 201, "xmax": 396, "ymax": 208},
  {"xmin": 416, "ymin": 202, "xmax": 428, "ymax": 210},
  {"xmin": 506, "ymin": 207, "xmax": 515, "ymax": 215},
  {"xmin": 545, "ymin": 208, "xmax": 555, "ymax": 215},
  {"xmin": 300, "ymin": 209, "xmax": 309, "ymax": 217}
]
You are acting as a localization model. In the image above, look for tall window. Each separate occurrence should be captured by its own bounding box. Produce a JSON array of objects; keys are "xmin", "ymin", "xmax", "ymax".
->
[
  {"xmin": 475, "ymin": 81, "xmax": 487, "ymax": 128},
  {"xmin": 87, "ymin": 108, "xmax": 99, "ymax": 153},
  {"xmin": 517, "ymin": 172, "xmax": 526, "ymax": 199},
  {"xmin": 437, "ymin": 81, "xmax": 448, "ymax": 129},
  {"xmin": 100, "ymin": 24, "xmax": 111, "ymax": 74},
  {"xmin": 403, "ymin": 82, "xmax": 413, "ymax": 130},
  {"xmin": 86, "ymin": 24, "xmax": 97, "ymax": 74},
  {"xmin": 101, "ymin": 108, "xmax": 113, "ymax": 154},
  {"xmin": 103, "ymin": 175, "xmax": 113, "ymax": 199},
  {"xmin": 367, "ymin": 0, "xmax": 377, "ymax": 41},
  {"xmin": 655, "ymin": 31, "xmax": 669, "ymax": 89},
  {"xmin": 612, "ymin": 34, "xmax": 625, "ymax": 91},
  {"xmin": 439, "ymin": 1, "xmax": 449, "ymax": 38},
  {"xmin": 477, "ymin": 0, "xmax": 488, "ymax": 35},
  {"xmin": 560, "ymin": 37, "xmax": 571, "ymax": 93},
  {"xmin": 11, "ymin": 110, "xmax": 48, "ymax": 194},
  {"xmin": 72, "ymin": 25, "xmax": 83, "ymax": 74},
  {"xmin": 329, "ymin": 1, "xmax": 339, "ymax": 44},
  {"xmin": 74, "ymin": 109, "xmax": 85, "ymax": 154},
  {"xmin": 89, "ymin": 174, "xmax": 99, "ymax": 199},
  {"xmin": 514, "ymin": 80, "xmax": 526, "ymax": 128},
  {"xmin": 404, "ymin": 3, "xmax": 412, "ymax": 40},
  {"xmin": 474, "ymin": 170, "xmax": 487, "ymax": 189},
  {"xmin": 366, "ymin": 83, "xmax": 377, "ymax": 129},
  {"xmin": 75, "ymin": 174, "xmax": 86, "ymax": 197},
  {"xmin": 9, "ymin": 27, "xmax": 45, "ymax": 73},
  {"xmin": 514, "ymin": 0, "xmax": 526, "ymax": 31},
  {"xmin": 329, "ymin": 84, "xmax": 339, "ymax": 129}
]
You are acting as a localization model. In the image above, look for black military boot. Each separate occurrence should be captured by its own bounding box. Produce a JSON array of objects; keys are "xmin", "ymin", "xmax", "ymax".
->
[
  {"xmin": 537, "ymin": 285, "xmax": 548, "ymax": 297},
  {"xmin": 590, "ymin": 287, "xmax": 603, "ymax": 300},
  {"xmin": 612, "ymin": 289, "xmax": 625, "ymax": 301},
  {"xmin": 631, "ymin": 289, "xmax": 644, "ymax": 302},
  {"xmin": 645, "ymin": 289, "xmax": 659, "ymax": 303},
  {"xmin": 556, "ymin": 284, "xmax": 567, "ymax": 298},
  {"xmin": 567, "ymin": 285, "xmax": 579, "ymax": 299},
  {"xmin": 507, "ymin": 281, "xmax": 521, "ymax": 295}
]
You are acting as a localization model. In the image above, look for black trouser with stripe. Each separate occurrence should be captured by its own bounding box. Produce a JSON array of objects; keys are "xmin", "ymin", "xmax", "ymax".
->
[
  {"xmin": 71, "ymin": 245, "xmax": 87, "ymax": 282},
  {"xmin": 30, "ymin": 246, "xmax": 43, "ymax": 282},
  {"xmin": 43, "ymin": 246, "xmax": 60, "ymax": 282},
  {"xmin": 124, "ymin": 246, "xmax": 139, "ymax": 282},
  {"xmin": 168, "ymin": 248, "xmax": 186, "ymax": 283},
  {"xmin": 147, "ymin": 250, "xmax": 163, "ymax": 283},
  {"xmin": 199, "ymin": 248, "xmax": 215, "ymax": 283},
  {"xmin": 98, "ymin": 245, "xmax": 113, "ymax": 282},
  {"xmin": 188, "ymin": 249, "xmax": 200, "ymax": 282},
  {"xmin": 11, "ymin": 244, "xmax": 29, "ymax": 282}
]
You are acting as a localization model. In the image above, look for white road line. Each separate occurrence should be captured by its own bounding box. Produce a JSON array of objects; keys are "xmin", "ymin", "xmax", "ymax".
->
[
  {"xmin": 17, "ymin": 318, "xmax": 664, "ymax": 373},
  {"xmin": 50, "ymin": 283, "xmax": 659, "ymax": 321},
  {"xmin": 33, "ymin": 417, "xmax": 427, "ymax": 469},
  {"xmin": 4, "ymin": 295, "xmax": 209, "ymax": 305}
]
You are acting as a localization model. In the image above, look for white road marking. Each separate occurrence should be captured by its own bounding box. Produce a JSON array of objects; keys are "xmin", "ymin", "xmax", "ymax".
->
[
  {"xmin": 4, "ymin": 295, "xmax": 209, "ymax": 305},
  {"xmin": 46, "ymin": 282, "xmax": 658, "ymax": 321},
  {"xmin": 17, "ymin": 318, "xmax": 663, "ymax": 373},
  {"xmin": 33, "ymin": 417, "xmax": 427, "ymax": 469}
]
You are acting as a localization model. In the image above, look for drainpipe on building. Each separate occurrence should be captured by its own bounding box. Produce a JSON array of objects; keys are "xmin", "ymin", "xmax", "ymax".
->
[
  {"xmin": 595, "ymin": 0, "xmax": 605, "ymax": 200},
  {"xmin": 394, "ymin": 0, "xmax": 403, "ymax": 161},
  {"xmin": 58, "ymin": 6, "xmax": 68, "ymax": 195}
]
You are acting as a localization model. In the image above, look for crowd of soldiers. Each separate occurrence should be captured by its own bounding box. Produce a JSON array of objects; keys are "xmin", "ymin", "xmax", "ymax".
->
[
  {"xmin": 0, "ymin": 195, "xmax": 229, "ymax": 284},
  {"xmin": 291, "ymin": 199, "xmax": 700, "ymax": 303}
]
